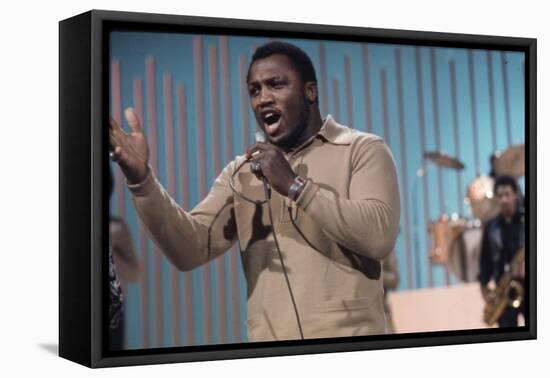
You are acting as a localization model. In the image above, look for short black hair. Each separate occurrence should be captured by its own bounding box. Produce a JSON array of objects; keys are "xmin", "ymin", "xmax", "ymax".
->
[
  {"xmin": 247, "ymin": 41, "xmax": 319, "ymax": 104},
  {"xmin": 494, "ymin": 174, "xmax": 519, "ymax": 194}
]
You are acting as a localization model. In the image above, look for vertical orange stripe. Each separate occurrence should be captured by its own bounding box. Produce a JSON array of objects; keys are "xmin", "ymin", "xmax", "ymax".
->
[
  {"xmin": 429, "ymin": 48, "xmax": 450, "ymax": 286},
  {"xmin": 414, "ymin": 47, "xmax": 434, "ymax": 288},
  {"xmin": 146, "ymin": 56, "xmax": 165, "ymax": 346},
  {"xmin": 239, "ymin": 55, "xmax": 250, "ymax": 150},
  {"xmin": 133, "ymin": 78, "xmax": 150, "ymax": 348},
  {"xmin": 486, "ymin": 51, "xmax": 498, "ymax": 152},
  {"xmin": 319, "ymin": 43, "xmax": 328, "ymax": 117},
  {"xmin": 380, "ymin": 69, "xmax": 390, "ymax": 145},
  {"xmin": 209, "ymin": 46, "xmax": 222, "ymax": 175},
  {"xmin": 193, "ymin": 36, "xmax": 213, "ymax": 345},
  {"xmin": 344, "ymin": 55, "xmax": 354, "ymax": 129},
  {"xmin": 500, "ymin": 51, "xmax": 512, "ymax": 146},
  {"xmin": 209, "ymin": 45, "xmax": 228, "ymax": 344},
  {"xmin": 449, "ymin": 60, "xmax": 469, "ymax": 281},
  {"xmin": 395, "ymin": 48, "xmax": 414, "ymax": 289},
  {"xmin": 220, "ymin": 36, "xmax": 234, "ymax": 162},
  {"xmin": 449, "ymin": 61, "xmax": 464, "ymax": 213},
  {"xmin": 110, "ymin": 60, "xmax": 129, "ymax": 348},
  {"xmin": 163, "ymin": 73, "xmax": 182, "ymax": 346},
  {"xmin": 176, "ymin": 84, "xmax": 196, "ymax": 346},
  {"xmin": 362, "ymin": 44, "xmax": 373, "ymax": 133},
  {"xmin": 110, "ymin": 61, "xmax": 125, "ymax": 220},
  {"xmin": 332, "ymin": 78, "xmax": 340, "ymax": 122},
  {"xmin": 221, "ymin": 36, "xmax": 242, "ymax": 343},
  {"xmin": 467, "ymin": 50, "xmax": 481, "ymax": 175}
]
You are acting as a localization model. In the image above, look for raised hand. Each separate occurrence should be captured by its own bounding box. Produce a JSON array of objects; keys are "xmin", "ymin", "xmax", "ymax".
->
[{"xmin": 109, "ymin": 107, "xmax": 150, "ymax": 184}]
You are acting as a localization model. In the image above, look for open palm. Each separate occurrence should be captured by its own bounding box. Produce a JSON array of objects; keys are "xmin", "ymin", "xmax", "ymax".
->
[{"xmin": 109, "ymin": 107, "xmax": 150, "ymax": 184}]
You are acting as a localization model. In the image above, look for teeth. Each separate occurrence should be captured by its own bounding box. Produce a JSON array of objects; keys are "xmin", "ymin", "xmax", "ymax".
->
[{"xmin": 262, "ymin": 111, "xmax": 280, "ymax": 127}]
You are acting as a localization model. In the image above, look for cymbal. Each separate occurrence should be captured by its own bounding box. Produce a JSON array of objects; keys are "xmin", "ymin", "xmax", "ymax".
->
[
  {"xmin": 493, "ymin": 144, "xmax": 525, "ymax": 178},
  {"xmin": 424, "ymin": 151, "xmax": 465, "ymax": 170}
]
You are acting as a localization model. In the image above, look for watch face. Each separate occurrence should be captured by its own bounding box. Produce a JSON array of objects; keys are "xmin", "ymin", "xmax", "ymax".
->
[{"xmin": 289, "ymin": 177, "xmax": 305, "ymax": 201}]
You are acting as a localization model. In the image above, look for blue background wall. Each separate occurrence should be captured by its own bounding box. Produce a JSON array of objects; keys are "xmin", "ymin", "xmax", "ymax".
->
[{"xmin": 109, "ymin": 32, "xmax": 525, "ymax": 349}]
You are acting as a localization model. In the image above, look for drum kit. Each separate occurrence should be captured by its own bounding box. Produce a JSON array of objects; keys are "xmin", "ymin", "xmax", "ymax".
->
[{"xmin": 425, "ymin": 144, "xmax": 525, "ymax": 282}]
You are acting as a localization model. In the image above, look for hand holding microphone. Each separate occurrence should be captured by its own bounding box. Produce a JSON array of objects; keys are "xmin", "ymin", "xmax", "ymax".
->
[{"xmin": 245, "ymin": 130, "xmax": 299, "ymax": 198}]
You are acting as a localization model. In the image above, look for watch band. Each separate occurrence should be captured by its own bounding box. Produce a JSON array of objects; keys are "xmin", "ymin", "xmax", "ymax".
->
[{"xmin": 288, "ymin": 176, "xmax": 306, "ymax": 202}]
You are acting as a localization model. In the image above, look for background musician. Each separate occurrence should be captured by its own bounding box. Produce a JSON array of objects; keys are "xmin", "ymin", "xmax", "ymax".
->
[{"xmin": 479, "ymin": 175, "xmax": 525, "ymax": 327}]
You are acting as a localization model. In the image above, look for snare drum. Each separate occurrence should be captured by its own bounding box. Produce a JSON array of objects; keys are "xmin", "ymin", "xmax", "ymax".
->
[
  {"xmin": 448, "ymin": 220, "xmax": 483, "ymax": 282},
  {"xmin": 428, "ymin": 214, "xmax": 468, "ymax": 264}
]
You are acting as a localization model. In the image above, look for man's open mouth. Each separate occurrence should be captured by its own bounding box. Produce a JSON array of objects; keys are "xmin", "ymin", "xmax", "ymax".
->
[{"xmin": 261, "ymin": 110, "xmax": 282, "ymax": 136}]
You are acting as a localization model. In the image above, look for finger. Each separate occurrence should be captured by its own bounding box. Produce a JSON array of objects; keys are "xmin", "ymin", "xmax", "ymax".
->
[
  {"xmin": 250, "ymin": 163, "xmax": 264, "ymax": 179},
  {"xmin": 253, "ymin": 172, "xmax": 264, "ymax": 181},
  {"xmin": 110, "ymin": 145, "xmax": 122, "ymax": 163},
  {"xmin": 125, "ymin": 107, "xmax": 143, "ymax": 134},
  {"xmin": 109, "ymin": 115, "xmax": 118, "ymax": 130},
  {"xmin": 245, "ymin": 142, "xmax": 268, "ymax": 158},
  {"xmin": 245, "ymin": 143, "xmax": 259, "ymax": 158},
  {"xmin": 110, "ymin": 116, "xmax": 127, "ymax": 136},
  {"xmin": 109, "ymin": 125, "xmax": 127, "ymax": 151},
  {"xmin": 109, "ymin": 130, "xmax": 119, "ymax": 152},
  {"xmin": 112, "ymin": 145, "xmax": 132, "ymax": 169},
  {"xmin": 248, "ymin": 150, "xmax": 264, "ymax": 162}
]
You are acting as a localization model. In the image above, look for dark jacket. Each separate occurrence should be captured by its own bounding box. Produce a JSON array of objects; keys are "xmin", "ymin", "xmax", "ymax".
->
[{"xmin": 479, "ymin": 207, "xmax": 525, "ymax": 286}]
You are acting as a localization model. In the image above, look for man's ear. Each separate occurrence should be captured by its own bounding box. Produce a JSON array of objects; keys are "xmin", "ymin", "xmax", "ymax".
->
[{"xmin": 304, "ymin": 81, "xmax": 318, "ymax": 104}]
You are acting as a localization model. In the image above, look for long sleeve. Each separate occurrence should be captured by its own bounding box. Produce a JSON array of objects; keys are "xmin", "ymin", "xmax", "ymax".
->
[
  {"xmin": 382, "ymin": 250, "xmax": 400, "ymax": 289},
  {"xmin": 295, "ymin": 138, "xmax": 401, "ymax": 261},
  {"xmin": 479, "ymin": 225, "xmax": 493, "ymax": 286},
  {"xmin": 126, "ymin": 162, "xmax": 238, "ymax": 272}
]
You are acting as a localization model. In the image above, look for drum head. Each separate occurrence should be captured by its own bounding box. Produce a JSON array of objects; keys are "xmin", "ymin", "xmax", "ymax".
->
[
  {"xmin": 466, "ymin": 176, "xmax": 500, "ymax": 223},
  {"xmin": 448, "ymin": 226, "xmax": 483, "ymax": 282}
]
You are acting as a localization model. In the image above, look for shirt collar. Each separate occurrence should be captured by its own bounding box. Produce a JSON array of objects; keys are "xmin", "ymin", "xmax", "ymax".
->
[
  {"xmin": 497, "ymin": 209, "xmax": 522, "ymax": 225},
  {"xmin": 285, "ymin": 114, "xmax": 353, "ymax": 156},
  {"xmin": 317, "ymin": 114, "xmax": 354, "ymax": 145}
]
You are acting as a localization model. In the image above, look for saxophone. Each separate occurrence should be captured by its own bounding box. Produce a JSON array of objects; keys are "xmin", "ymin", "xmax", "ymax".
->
[{"xmin": 483, "ymin": 247, "xmax": 525, "ymax": 326}]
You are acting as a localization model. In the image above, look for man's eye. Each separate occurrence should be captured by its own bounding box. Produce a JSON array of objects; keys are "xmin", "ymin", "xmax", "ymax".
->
[{"xmin": 249, "ymin": 87, "xmax": 259, "ymax": 96}]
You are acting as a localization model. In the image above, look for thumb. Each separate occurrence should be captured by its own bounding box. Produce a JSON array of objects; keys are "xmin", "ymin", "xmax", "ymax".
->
[{"xmin": 124, "ymin": 107, "xmax": 143, "ymax": 134}]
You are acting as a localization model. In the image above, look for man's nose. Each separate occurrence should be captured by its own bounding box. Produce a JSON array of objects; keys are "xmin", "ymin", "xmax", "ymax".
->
[{"xmin": 258, "ymin": 88, "xmax": 274, "ymax": 105}]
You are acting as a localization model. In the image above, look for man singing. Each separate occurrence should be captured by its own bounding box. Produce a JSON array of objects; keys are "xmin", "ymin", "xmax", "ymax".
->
[{"xmin": 109, "ymin": 41, "xmax": 401, "ymax": 341}]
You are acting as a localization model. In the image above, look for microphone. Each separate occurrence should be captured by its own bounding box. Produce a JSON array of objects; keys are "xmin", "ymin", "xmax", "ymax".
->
[
  {"xmin": 255, "ymin": 129, "xmax": 267, "ymax": 144},
  {"xmin": 253, "ymin": 129, "xmax": 271, "ymax": 198},
  {"xmin": 247, "ymin": 130, "xmax": 267, "ymax": 160}
]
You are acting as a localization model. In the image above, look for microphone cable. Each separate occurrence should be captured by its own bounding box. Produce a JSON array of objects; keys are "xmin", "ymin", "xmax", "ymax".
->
[
  {"xmin": 262, "ymin": 176, "xmax": 304, "ymax": 340},
  {"xmin": 228, "ymin": 153, "xmax": 305, "ymax": 340}
]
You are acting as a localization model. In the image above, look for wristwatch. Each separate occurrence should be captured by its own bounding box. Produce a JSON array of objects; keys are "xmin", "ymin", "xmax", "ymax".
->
[{"xmin": 288, "ymin": 176, "xmax": 306, "ymax": 202}]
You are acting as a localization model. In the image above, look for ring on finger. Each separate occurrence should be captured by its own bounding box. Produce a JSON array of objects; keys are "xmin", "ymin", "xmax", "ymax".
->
[
  {"xmin": 109, "ymin": 151, "xmax": 118, "ymax": 162},
  {"xmin": 251, "ymin": 161, "xmax": 261, "ymax": 172}
]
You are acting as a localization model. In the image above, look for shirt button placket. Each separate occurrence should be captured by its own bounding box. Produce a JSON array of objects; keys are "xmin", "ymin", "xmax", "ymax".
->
[{"xmin": 280, "ymin": 153, "xmax": 296, "ymax": 221}]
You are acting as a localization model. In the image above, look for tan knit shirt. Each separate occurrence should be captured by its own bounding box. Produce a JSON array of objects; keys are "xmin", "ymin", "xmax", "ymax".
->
[{"xmin": 127, "ymin": 114, "xmax": 401, "ymax": 342}]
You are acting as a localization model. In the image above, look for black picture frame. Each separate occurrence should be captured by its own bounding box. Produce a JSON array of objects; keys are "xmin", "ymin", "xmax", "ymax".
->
[{"xmin": 59, "ymin": 9, "xmax": 536, "ymax": 368}]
